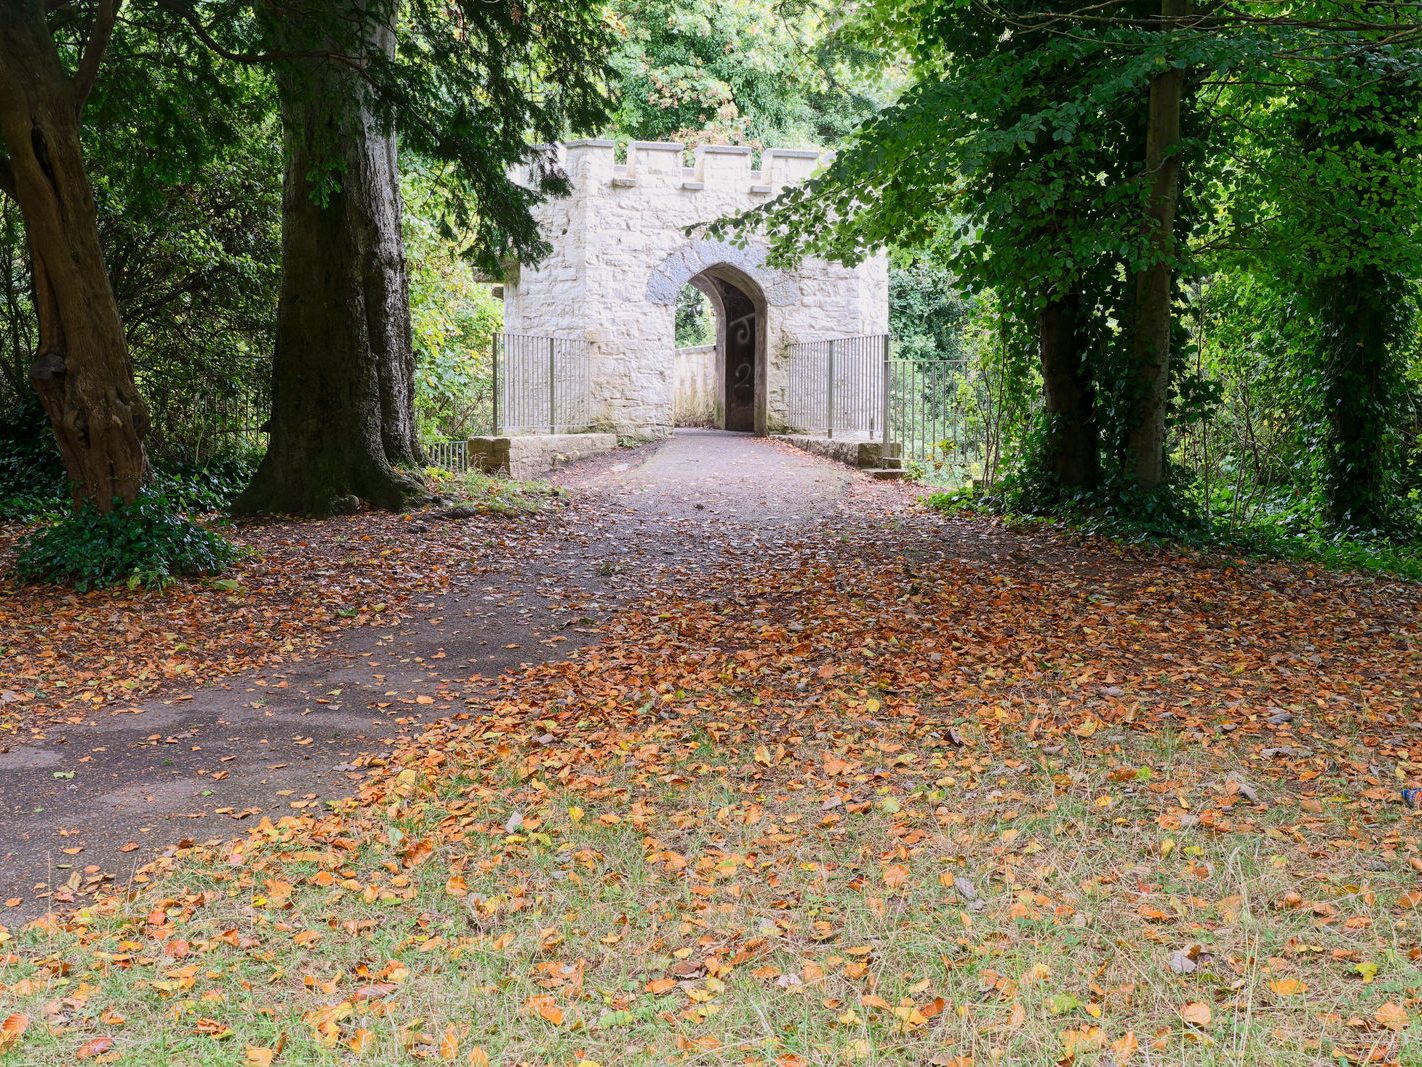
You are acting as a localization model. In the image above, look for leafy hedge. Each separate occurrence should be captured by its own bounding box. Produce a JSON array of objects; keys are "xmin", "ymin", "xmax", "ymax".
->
[{"xmin": 15, "ymin": 493, "xmax": 238, "ymax": 591}]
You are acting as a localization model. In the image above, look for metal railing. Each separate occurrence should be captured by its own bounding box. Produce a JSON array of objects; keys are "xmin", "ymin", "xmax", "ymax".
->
[
  {"xmin": 887, "ymin": 357, "xmax": 997, "ymax": 482},
  {"xmin": 495, "ymin": 332, "xmax": 592, "ymax": 435},
  {"xmin": 787, "ymin": 334, "xmax": 889, "ymax": 439},
  {"xmin": 425, "ymin": 438, "xmax": 471, "ymax": 472},
  {"xmin": 787, "ymin": 334, "xmax": 1002, "ymax": 484}
]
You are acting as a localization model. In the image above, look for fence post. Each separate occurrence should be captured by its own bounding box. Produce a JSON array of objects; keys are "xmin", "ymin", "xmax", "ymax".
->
[
  {"xmin": 881, "ymin": 334, "xmax": 891, "ymax": 449},
  {"xmin": 826, "ymin": 339, "xmax": 836, "ymax": 440},
  {"xmin": 548, "ymin": 337, "xmax": 557, "ymax": 435},
  {"xmin": 491, "ymin": 333, "xmax": 501, "ymax": 436}
]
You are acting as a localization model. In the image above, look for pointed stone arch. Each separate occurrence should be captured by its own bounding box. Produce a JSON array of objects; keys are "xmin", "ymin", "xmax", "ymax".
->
[{"xmin": 645, "ymin": 239, "xmax": 801, "ymax": 307}]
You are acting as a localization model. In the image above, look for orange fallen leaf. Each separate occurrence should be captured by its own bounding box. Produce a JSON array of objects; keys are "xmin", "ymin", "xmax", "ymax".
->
[
  {"xmin": 1180, "ymin": 1001, "xmax": 1211, "ymax": 1027},
  {"xmin": 0, "ymin": 1014, "xmax": 28, "ymax": 1052},
  {"xmin": 1375, "ymin": 1001, "xmax": 1409, "ymax": 1031},
  {"xmin": 76, "ymin": 1036, "xmax": 115, "ymax": 1060}
]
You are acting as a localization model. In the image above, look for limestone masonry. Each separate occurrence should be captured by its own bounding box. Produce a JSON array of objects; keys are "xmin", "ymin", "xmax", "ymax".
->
[{"xmin": 500, "ymin": 140, "xmax": 889, "ymax": 437}]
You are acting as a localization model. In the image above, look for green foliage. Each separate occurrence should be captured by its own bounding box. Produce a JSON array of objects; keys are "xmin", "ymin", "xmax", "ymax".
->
[
  {"xmin": 675, "ymin": 286, "xmax": 714, "ymax": 348},
  {"xmin": 149, "ymin": 454, "xmax": 263, "ymax": 514},
  {"xmin": 607, "ymin": 0, "xmax": 894, "ymax": 148},
  {"xmin": 426, "ymin": 468, "xmax": 567, "ymax": 517},
  {"xmin": 0, "ymin": 392, "xmax": 69, "ymax": 518},
  {"xmin": 889, "ymin": 255, "xmax": 973, "ymax": 362},
  {"xmin": 404, "ymin": 166, "xmax": 505, "ymax": 441},
  {"xmin": 927, "ymin": 476, "xmax": 1422, "ymax": 582},
  {"xmin": 15, "ymin": 494, "xmax": 238, "ymax": 592}
]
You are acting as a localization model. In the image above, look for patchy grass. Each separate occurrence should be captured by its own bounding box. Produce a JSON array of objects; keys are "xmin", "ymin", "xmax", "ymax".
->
[
  {"xmin": 429, "ymin": 468, "xmax": 567, "ymax": 517},
  {"xmin": 0, "ymin": 518, "xmax": 1419, "ymax": 1065}
]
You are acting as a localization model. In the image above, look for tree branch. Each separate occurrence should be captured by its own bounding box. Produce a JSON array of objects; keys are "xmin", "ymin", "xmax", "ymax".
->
[
  {"xmin": 156, "ymin": 0, "xmax": 371, "ymax": 78},
  {"xmin": 74, "ymin": 0, "xmax": 120, "ymax": 114}
]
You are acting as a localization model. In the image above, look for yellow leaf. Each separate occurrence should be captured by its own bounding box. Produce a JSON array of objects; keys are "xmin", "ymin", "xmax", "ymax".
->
[
  {"xmin": 467, "ymin": 1049, "xmax": 491, "ymax": 1067},
  {"xmin": 1268, "ymin": 977, "xmax": 1305, "ymax": 997},
  {"xmin": 883, "ymin": 864, "xmax": 910, "ymax": 888},
  {"xmin": 439, "ymin": 1024, "xmax": 459, "ymax": 1060},
  {"xmin": 1159, "ymin": 838, "xmax": 1175, "ymax": 859},
  {"xmin": 346, "ymin": 1029, "xmax": 376, "ymax": 1053},
  {"xmin": 246, "ymin": 1049, "xmax": 275, "ymax": 1067},
  {"xmin": 1375, "ymin": 1001, "xmax": 1410, "ymax": 1031},
  {"xmin": 754, "ymin": 745, "xmax": 772, "ymax": 765},
  {"xmin": 568, "ymin": 806, "xmax": 584, "ymax": 824},
  {"xmin": 866, "ymin": 699, "xmax": 881, "ymax": 713},
  {"xmin": 1180, "ymin": 1001, "xmax": 1212, "ymax": 1027}
]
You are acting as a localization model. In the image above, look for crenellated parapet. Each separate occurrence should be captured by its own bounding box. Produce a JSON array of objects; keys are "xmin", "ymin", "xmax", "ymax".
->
[{"xmin": 528, "ymin": 140, "xmax": 825, "ymax": 197}]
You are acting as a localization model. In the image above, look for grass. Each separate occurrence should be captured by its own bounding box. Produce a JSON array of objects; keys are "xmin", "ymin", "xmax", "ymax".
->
[
  {"xmin": 427, "ymin": 468, "xmax": 568, "ymax": 517},
  {"xmin": 922, "ymin": 487, "xmax": 1422, "ymax": 582},
  {"xmin": 0, "ymin": 514, "xmax": 1419, "ymax": 1065}
]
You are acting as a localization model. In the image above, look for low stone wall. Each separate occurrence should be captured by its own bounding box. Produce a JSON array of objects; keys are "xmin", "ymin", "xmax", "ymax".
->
[
  {"xmin": 776, "ymin": 433, "xmax": 898, "ymax": 471},
  {"xmin": 674, "ymin": 345, "xmax": 717, "ymax": 427},
  {"xmin": 468, "ymin": 433, "xmax": 619, "ymax": 480}
]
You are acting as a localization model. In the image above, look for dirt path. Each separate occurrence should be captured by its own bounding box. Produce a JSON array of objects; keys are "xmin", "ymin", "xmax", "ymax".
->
[{"xmin": 0, "ymin": 431, "xmax": 883, "ymax": 920}]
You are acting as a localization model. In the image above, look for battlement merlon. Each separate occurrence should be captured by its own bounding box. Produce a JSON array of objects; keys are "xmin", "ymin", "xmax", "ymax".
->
[{"xmin": 515, "ymin": 141, "xmax": 825, "ymax": 194}]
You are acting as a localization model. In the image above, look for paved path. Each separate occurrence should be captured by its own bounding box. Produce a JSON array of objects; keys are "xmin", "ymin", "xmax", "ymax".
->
[{"xmin": 0, "ymin": 432, "xmax": 873, "ymax": 919}]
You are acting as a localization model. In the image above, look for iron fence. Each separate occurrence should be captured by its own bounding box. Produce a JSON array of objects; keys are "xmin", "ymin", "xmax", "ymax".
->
[
  {"xmin": 787, "ymin": 334, "xmax": 888, "ymax": 438},
  {"xmin": 425, "ymin": 438, "xmax": 471, "ymax": 472},
  {"xmin": 786, "ymin": 335, "xmax": 1005, "ymax": 484},
  {"xmin": 495, "ymin": 333, "xmax": 593, "ymax": 435},
  {"xmin": 886, "ymin": 357, "xmax": 998, "ymax": 483}
]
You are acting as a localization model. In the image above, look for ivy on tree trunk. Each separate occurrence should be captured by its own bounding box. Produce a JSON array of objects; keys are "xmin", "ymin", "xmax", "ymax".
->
[
  {"xmin": 1125, "ymin": 0, "xmax": 1189, "ymax": 493},
  {"xmin": 1038, "ymin": 287, "xmax": 1101, "ymax": 491}
]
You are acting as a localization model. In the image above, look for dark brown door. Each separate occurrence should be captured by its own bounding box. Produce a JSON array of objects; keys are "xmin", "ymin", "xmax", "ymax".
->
[{"xmin": 719, "ymin": 281, "xmax": 757, "ymax": 432}]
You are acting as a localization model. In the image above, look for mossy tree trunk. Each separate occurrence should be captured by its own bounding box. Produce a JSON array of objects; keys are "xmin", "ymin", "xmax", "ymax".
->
[
  {"xmin": 1125, "ymin": 0, "xmax": 1189, "ymax": 492},
  {"xmin": 1038, "ymin": 286, "xmax": 1100, "ymax": 491}
]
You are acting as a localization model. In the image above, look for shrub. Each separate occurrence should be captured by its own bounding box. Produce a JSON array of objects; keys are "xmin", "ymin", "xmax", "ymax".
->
[
  {"xmin": 149, "ymin": 452, "xmax": 261, "ymax": 513},
  {"xmin": 15, "ymin": 493, "xmax": 238, "ymax": 591}
]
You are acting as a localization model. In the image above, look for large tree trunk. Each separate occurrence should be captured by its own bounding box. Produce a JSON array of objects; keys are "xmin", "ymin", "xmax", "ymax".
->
[
  {"xmin": 1125, "ymin": 0, "xmax": 1188, "ymax": 492},
  {"xmin": 235, "ymin": 3, "xmax": 427, "ymax": 516},
  {"xmin": 0, "ymin": 6, "xmax": 148, "ymax": 510},
  {"xmin": 1038, "ymin": 286, "xmax": 1100, "ymax": 491}
]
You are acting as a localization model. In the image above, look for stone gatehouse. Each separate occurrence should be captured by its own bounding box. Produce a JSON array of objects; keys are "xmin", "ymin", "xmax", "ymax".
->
[{"xmin": 500, "ymin": 140, "xmax": 889, "ymax": 437}]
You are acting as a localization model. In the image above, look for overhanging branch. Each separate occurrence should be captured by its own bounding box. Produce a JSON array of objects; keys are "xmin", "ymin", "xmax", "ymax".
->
[{"xmin": 73, "ymin": 0, "xmax": 120, "ymax": 114}]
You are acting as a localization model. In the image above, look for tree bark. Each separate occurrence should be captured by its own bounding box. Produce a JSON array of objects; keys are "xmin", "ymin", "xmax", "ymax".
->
[
  {"xmin": 0, "ymin": 3, "xmax": 148, "ymax": 510},
  {"xmin": 234, "ymin": 2, "xmax": 427, "ymax": 516},
  {"xmin": 1038, "ymin": 286, "xmax": 1100, "ymax": 490},
  {"xmin": 1125, "ymin": 0, "xmax": 1188, "ymax": 492}
]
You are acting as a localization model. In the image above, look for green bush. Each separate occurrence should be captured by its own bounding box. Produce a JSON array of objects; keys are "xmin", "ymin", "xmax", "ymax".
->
[
  {"xmin": 15, "ymin": 493, "xmax": 238, "ymax": 591},
  {"xmin": 149, "ymin": 452, "xmax": 261, "ymax": 513}
]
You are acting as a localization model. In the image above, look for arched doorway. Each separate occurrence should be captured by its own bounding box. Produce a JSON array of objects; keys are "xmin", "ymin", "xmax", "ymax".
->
[{"xmin": 685, "ymin": 265, "xmax": 766, "ymax": 434}]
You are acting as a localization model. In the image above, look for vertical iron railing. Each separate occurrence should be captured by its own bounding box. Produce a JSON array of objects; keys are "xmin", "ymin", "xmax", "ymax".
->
[
  {"xmin": 786, "ymin": 334, "xmax": 997, "ymax": 484},
  {"xmin": 496, "ymin": 332, "xmax": 592, "ymax": 435},
  {"xmin": 786, "ymin": 334, "xmax": 886, "ymax": 437}
]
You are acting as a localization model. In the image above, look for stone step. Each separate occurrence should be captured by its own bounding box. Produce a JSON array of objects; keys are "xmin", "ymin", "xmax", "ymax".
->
[{"xmin": 863, "ymin": 467, "xmax": 905, "ymax": 481}]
